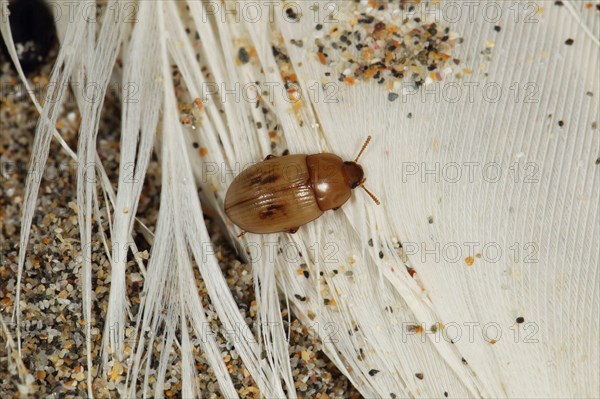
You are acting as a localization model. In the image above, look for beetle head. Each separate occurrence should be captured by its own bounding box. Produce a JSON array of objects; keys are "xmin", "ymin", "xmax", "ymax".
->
[
  {"xmin": 343, "ymin": 161, "xmax": 365, "ymax": 189},
  {"xmin": 347, "ymin": 136, "xmax": 381, "ymax": 205}
]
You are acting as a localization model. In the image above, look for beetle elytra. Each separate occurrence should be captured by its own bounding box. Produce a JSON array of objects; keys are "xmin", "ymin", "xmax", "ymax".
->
[{"xmin": 224, "ymin": 136, "xmax": 379, "ymax": 235}]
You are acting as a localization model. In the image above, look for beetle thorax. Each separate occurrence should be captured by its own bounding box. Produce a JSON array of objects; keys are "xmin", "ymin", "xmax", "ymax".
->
[{"xmin": 306, "ymin": 154, "xmax": 357, "ymax": 211}]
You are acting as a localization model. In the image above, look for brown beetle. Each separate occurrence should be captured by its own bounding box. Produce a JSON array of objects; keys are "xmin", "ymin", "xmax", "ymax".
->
[{"xmin": 224, "ymin": 136, "xmax": 379, "ymax": 234}]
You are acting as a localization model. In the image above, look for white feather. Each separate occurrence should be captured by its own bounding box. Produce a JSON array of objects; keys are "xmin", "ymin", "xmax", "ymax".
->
[{"xmin": 3, "ymin": 0, "xmax": 598, "ymax": 397}]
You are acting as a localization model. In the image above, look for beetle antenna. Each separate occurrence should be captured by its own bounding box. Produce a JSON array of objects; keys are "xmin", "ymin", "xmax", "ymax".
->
[
  {"xmin": 354, "ymin": 135, "xmax": 372, "ymax": 162},
  {"xmin": 360, "ymin": 184, "xmax": 381, "ymax": 205}
]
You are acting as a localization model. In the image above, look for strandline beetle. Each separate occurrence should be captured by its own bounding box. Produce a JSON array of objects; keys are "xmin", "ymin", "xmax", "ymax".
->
[{"xmin": 224, "ymin": 136, "xmax": 380, "ymax": 235}]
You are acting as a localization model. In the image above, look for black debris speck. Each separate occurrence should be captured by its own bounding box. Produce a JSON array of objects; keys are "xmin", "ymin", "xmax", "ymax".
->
[
  {"xmin": 238, "ymin": 47, "xmax": 250, "ymax": 64},
  {"xmin": 290, "ymin": 39, "xmax": 304, "ymax": 48},
  {"xmin": 285, "ymin": 7, "xmax": 299, "ymax": 21},
  {"xmin": 415, "ymin": 373, "xmax": 424, "ymax": 380},
  {"xmin": 565, "ymin": 38, "xmax": 574, "ymax": 46},
  {"xmin": 388, "ymin": 92, "xmax": 399, "ymax": 102},
  {"xmin": 368, "ymin": 369, "xmax": 380, "ymax": 376},
  {"xmin": 494, "ymin": 26, "xmax": 501, "ymax": 32},
  {"xmin": 558, "ymin": 120, "xmax": 564, "ymax": 127},
  {"xmin": 516, "ymin": 316, "xmax": 525, "ymax": 324}
]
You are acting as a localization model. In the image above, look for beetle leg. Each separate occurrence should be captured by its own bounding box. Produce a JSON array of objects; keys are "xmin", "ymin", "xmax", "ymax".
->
[
  {"xmin": 264, "ymin": 154, "xmax": 276, "ymax": 161},
  {"xmin": 287, "ymin": 227, "xmax": 299, "ymax": 234},
  {"xmin": 237, "ymin": 230, "xmax": 247, "ymax": 238},
  {"xmin": 332, "ymin": 206, "xmax": 340, "ymax": 211}
]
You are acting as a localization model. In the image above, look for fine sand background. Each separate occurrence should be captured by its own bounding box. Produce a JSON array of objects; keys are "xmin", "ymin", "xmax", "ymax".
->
[{"xmin": 0, "ymin": 48, "xmax": 359, "ymax": 397}]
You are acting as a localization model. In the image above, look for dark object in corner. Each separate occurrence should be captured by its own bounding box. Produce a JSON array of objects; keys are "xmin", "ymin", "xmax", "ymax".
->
[{"xmin": 0, "ymin": 0, "xmax": 57, "ymax": 73}]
